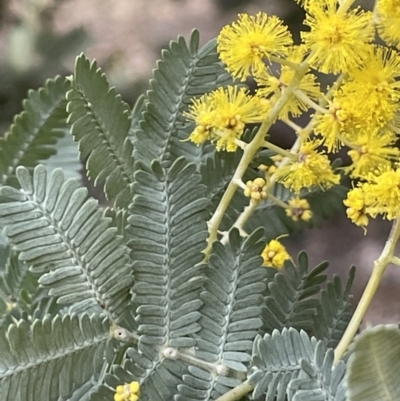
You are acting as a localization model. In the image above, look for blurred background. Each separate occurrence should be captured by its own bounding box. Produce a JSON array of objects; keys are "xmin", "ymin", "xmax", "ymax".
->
[{"xmin": 0, "ymin": 0, "xmax": 398, "ymax": 325}]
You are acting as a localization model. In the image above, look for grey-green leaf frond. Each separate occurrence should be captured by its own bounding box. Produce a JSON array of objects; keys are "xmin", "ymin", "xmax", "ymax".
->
[
  {"xmin": 128, "ymin": 157, "xmax": 209, "ymax": 347},
  {"xmin": 0, "ymin": 248, "xmax": 31, "ymax": 305},
  {"xmin": 178, "ymin": 229, "xmax": 268, "ymax": 401},
  {"xmin": 0, "ymin": 165, "xmax": 133, "ymax": 321},
  {"xmin": 313, "ymin": 267, "xmax": 355, "ymax": 349},
  {"xmin": 92, "ymin": 346, "xmax": 187, "ymax": 401},
  {"xmin": 44, "ymin": 131, "xmax": 81, "ymax": 180},
  {"xmin": 289, "ymin": 341, "xmax": 346, "ymax": 401},
  {"xmin": 67, "ymin": 53, "xmax": 135, "ymax": 208},
  {"xmin": 133, "ymin": 31, "xmax": 231, "ymax": 169},
  {"xmin": 128, "ymin": 94, "xmax": 147, "ymax": 140},
  {"xmin": 346, "ymin": 325, "xmax": 400, "ymax": 401},
  {"xmin": 123, "ymin": 157, "xmax": 209, "ymax": 401},
  {"xmin": 249, "ymin": 328, "xmax": 346, "ymax": 401},
  {"xmin": 262, "ymin": 252, "xmax": 328, "ymax": 335},
  {"xmin": 0, "ymin": 76, "xmax": 71, "ymax": 186},
  {"xmin": 0, "ymin": 313, "xmax": 111, "ymax": 401},
  {"xmin": 0, "ymin": 247, "xmax": 39, "ymax": 328}
]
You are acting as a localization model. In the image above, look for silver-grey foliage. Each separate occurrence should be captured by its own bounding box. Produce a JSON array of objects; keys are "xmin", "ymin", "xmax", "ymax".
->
[{"xmin": 0, "ymin": 29, "xmax": 364, "ymax": 401}]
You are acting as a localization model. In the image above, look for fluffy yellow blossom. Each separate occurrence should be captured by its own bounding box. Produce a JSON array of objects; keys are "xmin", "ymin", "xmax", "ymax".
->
[
  {"xmin": 313, "ymin": 100, "xmax": 346, "ymax": 152},
  {"xmin": 244, "ymin": 178, "xmax": 268, "ymax": 201},
  {"xmin": 301, "ymin": 0, "xmax": 374, "ymax": 73},
  {"xmin": 363, "ymin": 168, "xmax": 400, "ymax": 220},
  {"xmin": 341, "ymin": 46, "xmax": 400, "ymax": 129},
  {"xmin": 285, "ymin": 197, "xmax": 313, "ymax": 222},
  {"xmin": 274, "ymin": 140, "xmax": 340, "ymax": 193},
  {"xmin": 344, "ymin": 186, "xmax": 369, "ymax": 229},
  {"xmin": 345, "ymin": 167, "xmax": 400, "ymax": 226},
  {"xmin": 218, "ymin": 12, "xmax": 293, "ymax": 81},
  {"xmin": 114, "ymin": 381, "xmax": 140, "ymax": 401},
  {"xmin": 315, "ymin": 47, "xmax": 400, "ymax": 151},
  {"xmin": 346, "ymin": 129, "xmax": 400, "ymax": 178},
  {"xmin": 185, "ymin": 86, "xmax": 264, "ymax": 152},
  {"xmin": 255, "ymin": 45, "xmax": 321, "ymax": 119},
  {"xmin": 377, "ymin": 0, "xmax": 400, "ymax": 48},
  {"xmin": 184, "ymin": 93, "xmax": 215, "ymax": 146},
  {"xmin": 262, "ymin": 239, "xmax": 291, "ymax": 269}
]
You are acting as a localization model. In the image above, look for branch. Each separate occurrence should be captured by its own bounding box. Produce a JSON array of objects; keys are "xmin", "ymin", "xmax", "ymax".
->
[{"xmin": 334, "ymin": 217, "xmax": 400, "ymax": 362}]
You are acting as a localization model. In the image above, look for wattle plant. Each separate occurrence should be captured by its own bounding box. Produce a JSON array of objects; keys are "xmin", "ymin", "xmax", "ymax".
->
[{"xmin": 1, "ymin": 1, "xmax": 400, "ymax": 401}]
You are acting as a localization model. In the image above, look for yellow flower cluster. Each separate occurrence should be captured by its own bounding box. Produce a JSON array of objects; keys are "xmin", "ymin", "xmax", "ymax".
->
[
  {"xmin": 114, "ymin": 381, "xmax": 140, "ymax": 401},
  {"xmin": 315, "ymin": 46, "xmax": 400, "ymax": 165},
  {"xmin": 217, "ymin": 12, "xmax": 293, "ymax": 81},
  {"xmin": 377, "ymin": 0, "xmax": 400, "ymax": 48},
  {"xmin": 262, "ymin": 239, "xmax": 291, "ymax": 269},
  {"xmin": 244, "ymin": 178, "xmax": 267, "ymax": 201},
  {"xmin": 274, "ymin": 140, "xmax": 340, "ymax": 194},
  {"xmin": 255, "ymin": 45, "xmax": 321, "ymax": 120},
  {"xmin": 286, "ymin": 197, "xmax": 313, "ymax": 222},
  {"xmin": 345, "ymin": 167, "xmax": 400, "ymax": 229},
  {"xmin": 185, "ymin": 86, "xmax": 264, "ymax": 152},
  {"xmin": 185, "ymin": 0, "xmax": 400, "ymax": 230}
]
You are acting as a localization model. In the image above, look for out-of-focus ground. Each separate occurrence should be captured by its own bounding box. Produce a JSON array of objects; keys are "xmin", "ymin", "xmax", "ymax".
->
[{"xmin": 2, "ymin": 0, "xmax": 399, "ymax": 325}]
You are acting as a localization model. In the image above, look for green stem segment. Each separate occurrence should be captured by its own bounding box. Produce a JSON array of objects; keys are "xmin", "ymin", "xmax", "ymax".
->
[
  {"xmin": 220, "ymin": 201, "xmax": 257, "ymax": 244},
  {"xmin": 214, "ymin": 380, "xmax": 254, "ymax": 401},
  {"xmin": 263, "ymin": 141, "xmax": 295, "ymax": 159},
  {"xmin": 267, "ymin": 193, "xmax": 290, "ymax": 210},
  {"xmin": 204, "ymin": 61, "xmax": 311, "ymax": 260},
  {"xmin": 334, "ymin": 217, "xmax": 400, "ymax": 363}
]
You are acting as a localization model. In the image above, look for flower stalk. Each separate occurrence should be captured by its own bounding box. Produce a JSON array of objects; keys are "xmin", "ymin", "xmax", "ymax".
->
[
  {"xmin": 204, "ymin": 61, "xmax": 311, "ymax": 259},
  {"xmin": 334, "ymin": 217, "xmax": 400, "ymax": 363}
]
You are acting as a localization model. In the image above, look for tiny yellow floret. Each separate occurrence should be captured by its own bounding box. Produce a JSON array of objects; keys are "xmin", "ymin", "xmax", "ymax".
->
[
  {"xmin": 244, "ymin": 178, "xmax": 268, "ymax": 201},
  {"xmin": 262, "ymin": 239, "xmax": 291, "ymax": 269},
  {"xmin": 344, "ymin": 186, "xmax": 369, "ymax": 229},
  {"xmin": 114, "ymin": 381, "xmax": 140, "ymax": 401},
  {"xmin": 286, "ymin": 197, "xmax": 313, "ymax": 222}
]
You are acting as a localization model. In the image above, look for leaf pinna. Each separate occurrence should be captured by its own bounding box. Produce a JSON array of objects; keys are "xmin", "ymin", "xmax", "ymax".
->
[{"xmin": 0, "ymin": 165, "xmax": 133, "ymax": 322}]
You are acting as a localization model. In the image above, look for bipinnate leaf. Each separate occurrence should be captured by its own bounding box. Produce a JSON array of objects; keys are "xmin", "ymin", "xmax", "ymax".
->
[
  {"xmin": 262, "ymin": 252, "xmax": 328, "ymax": 335},
  {"xmin": 346, "ymin": 325, "xmax": 400, "ymax": 401},
  {"xmin": 128, "ymin": 94, "xmax": 147, "ymax": 140},
  {"xmin": 134, "ymin": 30, "xmax": 231, "ymax": 169},
  {"xmin": 0, "ymin": 248, "xmax": 40, "ymax": 329},
  {"xmin": 250, "ymin": 328, "xmax": 346, "ymax": 401},
  {"xmin": 313, "ymin": 267, "xmax": 355, "ymax": 349},
  {"xmin": 0, "ymin": 314, "xmax": 110, "ymax": 401},
  {"xmin": 0, "ymin": 165, "xmax": 133, "ymax": 322},
  {"xmin": 180, "ymin": 229, "xmax": 267, "ymax": 400},
  {"xmin": 44, "ymin": 131, "xmax": 81, "ymax": 180},
  {"xmin": 67, "ymin": 53, "xmax": 135, "ymax": 208},
  {"xmin": 128, "ymin": 156, "xmax": 208, "ymax": 348},
  {"xmin": 0, "ymin": 76, "xmax": 71, "ymax": 186},
  {"xmin": 115, "ymin": 157, "xmax": 209, "ymax": 401}
]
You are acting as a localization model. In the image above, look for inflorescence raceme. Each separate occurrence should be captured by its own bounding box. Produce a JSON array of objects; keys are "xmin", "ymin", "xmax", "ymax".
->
[{"xmin": 185, "ymin": 0, "xmax": 400, "ymax": 234}]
